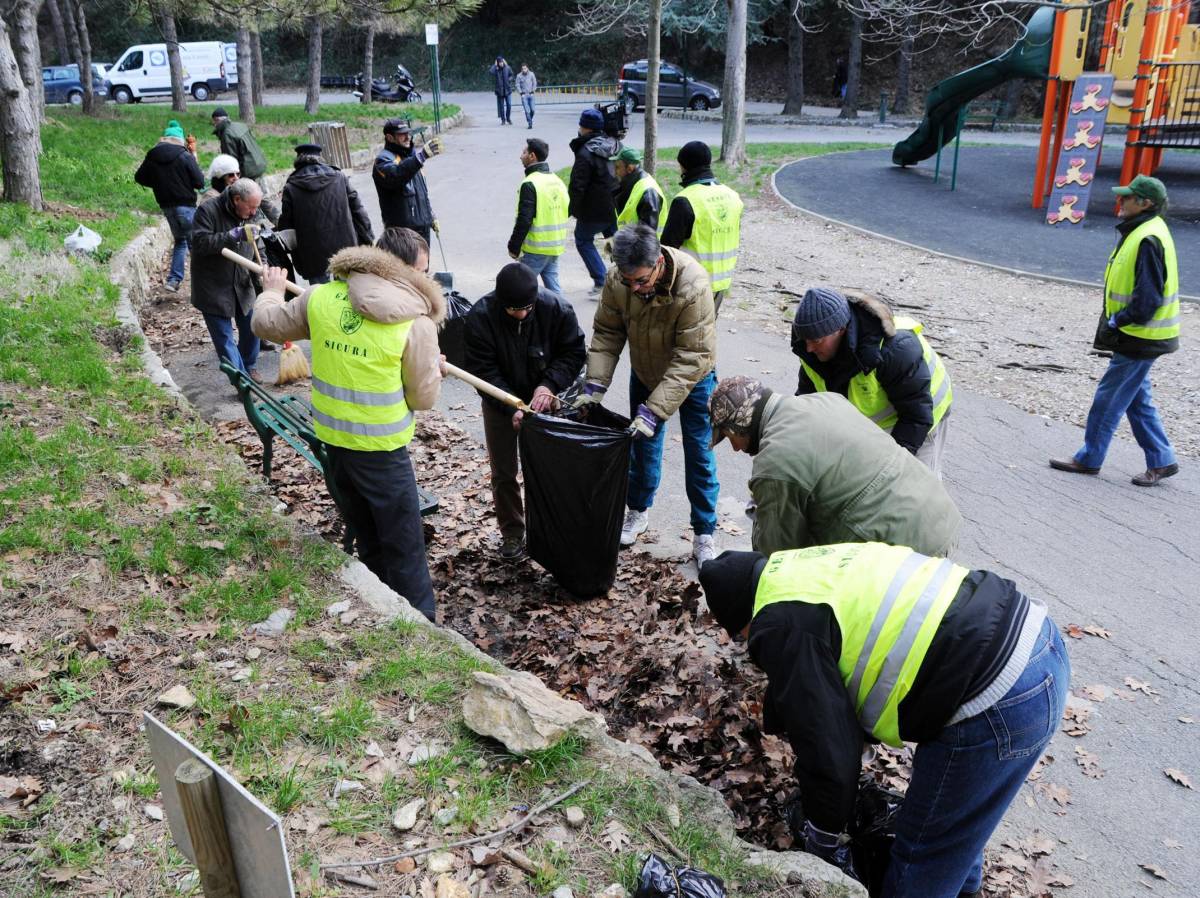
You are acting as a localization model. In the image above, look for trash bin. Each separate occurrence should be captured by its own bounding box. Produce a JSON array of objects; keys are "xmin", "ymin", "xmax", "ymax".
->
[{"xmin": 307, "ymin": 122, "xmax": 353, "ymax": 171}]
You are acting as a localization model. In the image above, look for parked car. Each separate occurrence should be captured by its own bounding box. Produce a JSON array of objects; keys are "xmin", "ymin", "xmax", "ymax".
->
[
  {"xmin": 618, "ymin": 60, "xmax": 720, "ymax": 112},
  {"xmin": 222, "ymin": 42, "xmax": 238, "ymax": 86},
  {"xmin": 41, "ymin": 64, "xmax": 109, "ymax": 105},
  {"xmin": 104, "ymin": 41, "xmax": 227, "ymax": 103}
]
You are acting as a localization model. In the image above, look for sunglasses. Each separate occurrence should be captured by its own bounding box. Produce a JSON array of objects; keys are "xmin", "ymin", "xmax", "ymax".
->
[
  {"xmin": 619, "ymin": 257, "xmax": 662, "ymax": 288},
  {"xmin": 506, "ymin": 303, "xmax": 535, "ymax": 313}
]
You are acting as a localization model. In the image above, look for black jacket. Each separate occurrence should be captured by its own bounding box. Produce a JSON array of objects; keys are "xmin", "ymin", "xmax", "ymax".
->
[
  {"xmin": 660, "ymin": 167, "xmax": 714, "ymax": 249},
  {"xmin": 373, "ymin": 143, "xmax": 434, "ymax": 229},
  {"xmin": 279, "ymin": 161, "xmax": 374, "ymax": 281},
  {"xmin": 748, "ymin": 569, "xmax": 1030, "ymax": 833},
  {"xmin": 613, "ymin": 169, "xmax": 663, "ymax": 230},
  {"xmin": 1093, "ymin": 211, "xmax": 1178, "ymax": 359},
  {"xmin": 793, "ymin": 292, "xmax": 935, "ymax": 453},
  {"xmin": 134, "ymin": 142, "xmax": 204, "ymax": 208},
  {"xmin": 463, "ymin": 288, "xmax": 586, "ymax": 411},
  {"xmin": 509, "ymin": 161, "xmax": 550, "ymax": 256},
  {"xmin": 190, "ymin": 191, "xmax": 259, "ymax": 318},
  {"xmin": 568, "ymin": 132, "xmax": 621, "ymax": 225},
  {"xmin": 489, "ymin": 62, "xmax": 513, "ymax": 95}
]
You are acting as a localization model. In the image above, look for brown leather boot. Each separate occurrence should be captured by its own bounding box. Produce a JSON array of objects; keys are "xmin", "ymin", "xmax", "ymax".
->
[{"xmin": 1132, "ymin": 463, "xmax": 1179, "ymax": 486}]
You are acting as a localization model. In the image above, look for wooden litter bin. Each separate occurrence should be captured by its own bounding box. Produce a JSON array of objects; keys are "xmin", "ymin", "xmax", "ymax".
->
[{"xmin": 307, "ymin": 122, "xmax": 353, "ymax": 171}]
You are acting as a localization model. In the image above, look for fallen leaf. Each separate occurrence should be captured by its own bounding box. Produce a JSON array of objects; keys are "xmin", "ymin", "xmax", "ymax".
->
[
  {"xmin": 1035, "ymin": 782, "xmax": 1071, "ymax": 812},
  {"xmin": 1082, "ymin": 625, "xmax": 1111, "ymax": 639},
  {"xmin": 1124, "ymin": 677, "xmax": 1159, "ymax": 696},
  {"xmin": 0, "ymin": 632, "xmax": 30, "ymax": 653},
  {"xmin": 1163, "ymin": 838, "xmax": 1181, "ymax": 849},
  {"xmin": 0, "ymin": 775, "xmax": 44, "ymax": 808},
  {"xmin": 1164, "ymin": 768, "xmax": 1193, "ymax": 789},
  {"xmin": 1178, "ymin": 716, "xmax": 1194, "ymax": 724},
  {"xmin": 1077, "ymin": 684, "xmax": 1109, "ymax": 702},
  {"xmin": 1140, "ymin": 863, "xmax": 1170, "ymax": 881},
  {"xmin": 1064, "ymin": 624, "xmax": 1085, "ymax": 639},
  {"xmin": 600, "ymin": 819, "xmax": 631, "ymax": 853},
  {"xmin": 1074, "ymin": 746, "xmax": 1103, "ymax": 779}
]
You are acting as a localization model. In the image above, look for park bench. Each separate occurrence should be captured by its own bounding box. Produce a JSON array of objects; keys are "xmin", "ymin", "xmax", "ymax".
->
[
  {"xmin": 963, "ymin": 99, "xmax": 1006, "ymax": 132},
  {"xmin": 220, "ymin": 361, "xmax": 438, "ymax": 550}
]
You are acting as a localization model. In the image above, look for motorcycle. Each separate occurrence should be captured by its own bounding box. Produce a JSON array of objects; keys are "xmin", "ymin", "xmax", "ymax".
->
[{"xmin": 352, "ymin": 64, "xmax": 423, "ymax": 103}]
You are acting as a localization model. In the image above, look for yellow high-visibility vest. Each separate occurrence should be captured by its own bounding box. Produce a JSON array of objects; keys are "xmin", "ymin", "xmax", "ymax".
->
[
  {"xmin": 518, "ymin": 170, "xmax": 570, "ymax": 257},
  {"xmin": 672, "ymin": 182, "xmax": 743, "ymax": 293},
  {"xmin": 617, "ymin": 171, "xmax": 664, "ymax": 229},
  {"xmin": 1104, "ymin": 216, "xmax": 1180, "ymax": 342}
]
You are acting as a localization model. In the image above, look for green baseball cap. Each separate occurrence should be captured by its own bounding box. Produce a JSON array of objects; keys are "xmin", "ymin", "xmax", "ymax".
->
[
  {"xmin": 1112, "ymin": 174, "xmax": 1167, "ymax": 204},
  {"xmin": 616, "ymin": 146, "xmax": 643, "ymax": 165}
]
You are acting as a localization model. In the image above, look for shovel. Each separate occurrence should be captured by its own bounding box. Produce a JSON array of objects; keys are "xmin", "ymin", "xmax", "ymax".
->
[{"xmin": 432, "ymin": 227, "xmax": 452, "ymax": 290}]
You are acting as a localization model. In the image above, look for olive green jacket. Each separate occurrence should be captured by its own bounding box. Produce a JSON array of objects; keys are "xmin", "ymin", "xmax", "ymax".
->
[{"xmin": 750, "ymin": 393, "xmax": 961, "ymax": 557}]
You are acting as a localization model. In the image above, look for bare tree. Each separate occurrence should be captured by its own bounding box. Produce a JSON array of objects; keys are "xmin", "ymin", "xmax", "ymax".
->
[
  {"xmin": 305, "ymin": 14, "xmax": 322, "ymax": 115},
  {"xmin": 43, "ymin": 0, "xmax": 69, "ymax": 65},
  {"xmin": 720, "ymin": 0, "xmax": 747, "ymax": 166},
  {"xmin": 839, "ymin": 9, "xmax": 861, "ymax": 118},
  {"xmin": 360, "ymin": 19, "xmax": 375, "ymax": 105},
  {"xmin": 154, "ymin": 3, "xmax": 186, "ymax": 112},
  {"xmin": 644, "ymin": 0, "xmax": 661, "ymax": 173},
  {"xmin": 0, "ymin": 9, "xmax": 42, "ymax": 209},
  {"xmin": 782, "ymin": 0, "xmax": 804, "ymax": 114},
  {"xmin": 250, "ymin": 28, "xmax": 264, "ymax": 106},
  {"xmin": 64, "ymin": 0, "xmax": 96, "ymax": 113},
  {"xmin": 235, "ymin": 21, "xmax": 254, "ymax": 122}
]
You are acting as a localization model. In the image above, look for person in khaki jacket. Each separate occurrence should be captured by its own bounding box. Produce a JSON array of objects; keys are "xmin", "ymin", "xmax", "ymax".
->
[
  {"xmin": 574, "ymin": 223, "xmax": 720, "ymax": 567},
  {"xmin": 252, "ymin": 227, "xmax": 445, "ymax": 619},
  {"xmin": 708, "ymin": 375, "xmax": 961, "ymax": 558}
]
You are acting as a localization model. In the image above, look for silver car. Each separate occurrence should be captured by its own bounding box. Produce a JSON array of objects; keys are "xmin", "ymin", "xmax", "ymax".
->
[{"xmin": 619, "ymin": 60, "xmax": 721, "ymax": 112}]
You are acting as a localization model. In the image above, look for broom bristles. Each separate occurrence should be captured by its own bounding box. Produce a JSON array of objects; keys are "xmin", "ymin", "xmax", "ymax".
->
[{"xmin": 276, "ymin": 341, "xmax": 310, "ymax": 385}]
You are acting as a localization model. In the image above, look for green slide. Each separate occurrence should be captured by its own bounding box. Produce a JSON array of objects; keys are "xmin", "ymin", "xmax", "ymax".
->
[{"xmin": 892, "ymin": 8, "xmax": 1055, "ymax": 166}]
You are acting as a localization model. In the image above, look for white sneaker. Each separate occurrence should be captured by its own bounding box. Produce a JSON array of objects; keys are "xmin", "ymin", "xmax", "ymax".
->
[
  {"xmin": 693, "ymin": 533, "xmax": 717, "ymax": 567},
  {"xmin": 620, "ymin": 508, "xmax": 649, "ymax": 546}
]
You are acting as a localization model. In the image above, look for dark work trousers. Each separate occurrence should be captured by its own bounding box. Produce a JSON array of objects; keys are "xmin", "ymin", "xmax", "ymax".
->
[
  {"xmin": 325, "ymin": 444, "xmax": 436, "ymax": 620},
  {"xmin": 481, "ymin": 400, "xmax": 525, "ymax": 541}
]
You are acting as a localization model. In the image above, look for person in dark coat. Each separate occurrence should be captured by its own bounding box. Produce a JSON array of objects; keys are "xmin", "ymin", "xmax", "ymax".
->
[
  {"xmin": 569, "ymin": 107, "xmax": 622, "ymax": 293},
  {"xmin": 463, "ymin": 262, "xmax": 586, "ymax": 559},
  {"xmin": 278, "ymin": 143, "xmax": 374, "ymax": 284},
  {"xmin": 489, "ymin": 56, "xmax": 514, "ymax": 125},
  {"xmin": 373, "ymin": 119, "xmax": 442, "ymax": 243},
  {"xmin": 190, "ymin": 178, "xmax": 264, "ymax": 381},
  {"xmin": 134, "ymin": 120, "xmax": 204, "ymax": 292}
]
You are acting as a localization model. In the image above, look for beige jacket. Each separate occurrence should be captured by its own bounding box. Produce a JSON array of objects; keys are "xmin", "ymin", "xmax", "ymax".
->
[
  {"xmin": 586, "ymin": 247, "xmax": 716, "ymax": 420},
  {"xmin": 252, "ymin": 246, "xmax": 446, "ymax": 411}
]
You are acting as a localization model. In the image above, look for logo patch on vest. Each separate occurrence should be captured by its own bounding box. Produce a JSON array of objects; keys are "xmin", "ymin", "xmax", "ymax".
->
[{"xmin": 340, "ymin": 307, "xmax": 364, "ymax": 335}]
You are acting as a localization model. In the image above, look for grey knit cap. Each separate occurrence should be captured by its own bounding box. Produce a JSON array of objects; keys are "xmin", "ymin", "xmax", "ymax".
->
[
  {"xmin": 708, "ymin": 375, "xmax": 769, "ymax": 447},
  {"xmin": 793, "ymin": 287, "xmax": 851, "ymax": 340}
]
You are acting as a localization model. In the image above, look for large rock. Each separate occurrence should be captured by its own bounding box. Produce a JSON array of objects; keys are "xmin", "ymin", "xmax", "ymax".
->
[
  {"xmin": 745, "ymin": 850, "xmax": 868, "ymax": 898},
  {"xmin": 461, "ymin": 670, "xmax": 606, "ymax": 754}
]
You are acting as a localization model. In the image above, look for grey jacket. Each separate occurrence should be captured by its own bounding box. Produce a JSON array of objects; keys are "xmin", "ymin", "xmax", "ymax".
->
[{"xmin": 516, "ymin": 70, "xmax": 537, "ymax": 94}]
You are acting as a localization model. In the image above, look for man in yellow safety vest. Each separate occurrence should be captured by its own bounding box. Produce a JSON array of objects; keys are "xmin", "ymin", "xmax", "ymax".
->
[
  {"xmin": 699, "ymin": 543, "xmax": 1069, "ymax": 898},
  {"xmin": 252, "ymin": 227, "xmax": 446, "ymax": 619},
  {"xmin": 508, "ymin": 138, "xmax": 570, "ymax": 296},
  {"xmin": 613, "ymin": 146, "xmax": 663, "ymax": 230},
  {"xmin": 660, "ymin": 140, "xmax": 743, "ymax": 312},
  {"xmin": 792, "ymin": 287, "xmax": 953, "ymax": 479},
  {"xmin": 1050, "ymin": 175, "xmax": 1180, "ymax": 486}
]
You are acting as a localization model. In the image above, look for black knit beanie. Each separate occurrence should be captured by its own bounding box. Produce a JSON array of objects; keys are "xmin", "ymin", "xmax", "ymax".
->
[
  {"xmin": 495, "ymin": 262, "xmax": 539, "ymax": 309},
  {"xmin": 677, "ymin": 140, "xmax": 712, "ymax": 172},
  {"xmin": 699, "ymin": 550, "xmax": 768, "ymax": 635},
  {"xmin": 793, "ymin": 287, "xmax": 852, "ymax": 340}
]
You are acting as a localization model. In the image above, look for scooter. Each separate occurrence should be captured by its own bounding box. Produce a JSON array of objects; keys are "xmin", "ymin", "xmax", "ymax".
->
[{"xmin": 352, "ymin": 64, "xmax": 422, "ymax": 103}]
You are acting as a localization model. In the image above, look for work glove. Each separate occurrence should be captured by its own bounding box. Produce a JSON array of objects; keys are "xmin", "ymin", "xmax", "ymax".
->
[
  {"xmin": 629, "ymin": 404, "xmax": 659, "ymax": 440},
  {"xmin": 801, "ymin": 821, "xmax": 859, "ymax": 883},
  {"xmin": 1107, "ymin": 314, "xmax": 1120, "ymax": 331},
  {"xmin": 431, "ymin": 219, "xmax": 440, "ymax": 234},
  {"xmin": 415, "ymin": 137, "xmax": 444, "ymax": 164},
  {"xmin": 529, "ymin": 385, "xmax": 557, "ymax": 413},
  {"xmin": 571, "ymin": 382, "xmax": 606, "ymax": 409},
  {"xmin": 227, "ymin": 225, "xmax": 255, "ymax": 242}
]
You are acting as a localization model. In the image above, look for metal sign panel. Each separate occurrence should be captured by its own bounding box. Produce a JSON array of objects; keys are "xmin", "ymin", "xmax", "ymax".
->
[
  {"xmin": 425, "ymin": 23, "xmax": 439, "ymax": 45},
  {"xmin": 144, "ymin": 713, "xmax": 295, "ymax": 898}
]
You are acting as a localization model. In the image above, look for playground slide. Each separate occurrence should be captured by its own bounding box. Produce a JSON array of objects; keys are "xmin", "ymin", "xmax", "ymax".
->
[{"xmin": 892, "ymin": 8, "xmax": 1055, "ymax": 166}]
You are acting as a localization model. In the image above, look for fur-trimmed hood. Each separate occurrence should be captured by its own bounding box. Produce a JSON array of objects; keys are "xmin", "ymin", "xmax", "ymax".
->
[
  {"xmin": 328, "ymin": 245, "xmax": 446, "ymax": 327},
  {"xmin": 842, "ymin": 289, "xmax": 896, "ymax": 337}
]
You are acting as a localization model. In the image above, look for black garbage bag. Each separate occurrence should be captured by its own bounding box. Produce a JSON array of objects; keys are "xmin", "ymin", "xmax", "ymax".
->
[
  {"xmin": 517, "ymin": 404, "xmax": 630, "ymax": 597},
  {"xmin": 633, "ymin": 853, "xmax": 726, "ymax": 898},
  {"xmin": 438, "ymin": 290, "xmax": 473, "ymax": 368}
]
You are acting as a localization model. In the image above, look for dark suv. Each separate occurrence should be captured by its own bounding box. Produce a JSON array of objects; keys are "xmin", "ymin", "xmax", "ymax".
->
[
  {"xmin": 42, "ymin": 64, "xmax": 109, "ymax": 105},
  {"xmin": 618, "ymin": 60, "xmax": 721, "ymax": 112}
]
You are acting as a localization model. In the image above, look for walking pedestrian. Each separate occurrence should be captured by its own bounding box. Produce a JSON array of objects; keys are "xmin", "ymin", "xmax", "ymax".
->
[
  {"xmin": 251, "ymin": 227, "xmax": 445, "ymax": 620},
  {"xmin": 463, "ymin": 262, "xmax": 586, "ymax": 560},
  {"xmin": 489, "ymin": 56, "xmax": 514, "ymax": 125},
  {"xmin": 569, "ymin": 107, "xmax": 622, "ymax": 295},
  {"xmin": 1051, "ymin": 175, "xmax": 1180, "ymax": 486},
  {"xmin": 210, "ymin": 107, "xmax": 277, "ymax": 223},
  {"xmin": 516, "ymin": 63, "xmax": 538, "ymax": 128},
  {"xmin": 574, "ymin": 224, "xmax": 719, "ymax": 567},
  {"xmin": 508, "ymin": 138, "xmax": 569, "ymax": 295},
  {"xmin": 134, "ymin": 120, "xmax": 204, "ymax": 293},
  {"xmin": 373, "ymin": 119, "xmax": 443, "ymax": 244},
  {"xmin": 613, "ymin": 146, "xmax": 664, "ymax": 230}
]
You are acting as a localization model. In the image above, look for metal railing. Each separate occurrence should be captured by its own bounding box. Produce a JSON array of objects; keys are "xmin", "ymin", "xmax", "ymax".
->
[
  {"xmin": 1135, "ymin": 62, "xmax": 1200, "ymax": 149},
  {"xmin": 534, "ymin": 82, "xmax": 619, "ymax": 105}
]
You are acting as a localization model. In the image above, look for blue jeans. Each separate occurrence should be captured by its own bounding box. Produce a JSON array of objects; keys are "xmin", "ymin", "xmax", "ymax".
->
[
  {"xmin": 575, "ymin": 220, "xmax": 615, "ymax": 287},
  {"xmin": 162, "ymin": 205, "xmax": 195, "ymax": 286},
  {"xmin": 519, "ymin": 252, "xmax": 561, "ymax": 296},
  {"xmin": 883, "ymin": 617, "xmax": 1070, "ymax": 898},
  {"xmin": 495, "ymin": 93, "xmax": 512, "ymax": 122},
  {"xmin": 1074, "ymin": 352, "xmax": 1175, "ymax": 469},
  {"xmin": 627, "ymin": 371, "xmax": 719, "ymax": 535},
  {"xmin": 203, "ymin": 308, "xmax": 260, "ymax": 375},
  {"xmin": 521, "ymin": 94, "xmax": 535, "ymax": 124}
]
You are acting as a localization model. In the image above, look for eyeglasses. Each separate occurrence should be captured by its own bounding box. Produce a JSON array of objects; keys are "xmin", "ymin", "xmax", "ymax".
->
[
  {"xmin": 506, "ymin": 303, "xmax": 535, "ymax": 313},
  {"xmin": 619, "ymin": 258, "xmax": 662, "ymax": 288}
]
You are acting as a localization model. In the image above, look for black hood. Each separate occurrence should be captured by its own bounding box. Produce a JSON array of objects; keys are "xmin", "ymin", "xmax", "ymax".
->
[
  {"xmin": 146, "ymin": 141, "xmax": 190, "ymax": 166},
  {"xmin": 287, "ymin": 162, "xmax": 341, "ymax": 192}
]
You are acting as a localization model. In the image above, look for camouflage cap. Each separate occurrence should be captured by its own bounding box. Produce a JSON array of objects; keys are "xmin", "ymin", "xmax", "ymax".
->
[{"xmin": 708, "ymin": 375, "xmax": 769, "ymax": 447}]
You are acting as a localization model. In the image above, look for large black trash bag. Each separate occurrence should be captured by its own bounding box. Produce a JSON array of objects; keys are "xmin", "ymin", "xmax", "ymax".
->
[
  {"xmin": 517, "ymin": 404, "xmax": 630, "ymax": 597},
  {"xmin": 438, "ymin": 290, "xmax": 473, "ymax": 368},
  {"xmin": 633, "ymin": 853, "xmax": 726, "ymax": 898}
]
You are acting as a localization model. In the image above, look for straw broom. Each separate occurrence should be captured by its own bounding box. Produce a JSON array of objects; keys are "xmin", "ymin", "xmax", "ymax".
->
[{"xmin": 245, "ymin": 225, "xmax": 311, "ymax": 385}]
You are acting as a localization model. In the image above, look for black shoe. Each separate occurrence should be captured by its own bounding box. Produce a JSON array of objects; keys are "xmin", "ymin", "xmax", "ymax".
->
[
  {"xmin": 499, "ymin": 537, "xmax": 525, "ymax": 561},
  {"xmin": 1049, "ymin": 457, "xmax": 1100, "ymax": 475},
  {"xmin": 1132, "ymin": 463, "xmax": 1179, "ymax": 486}
]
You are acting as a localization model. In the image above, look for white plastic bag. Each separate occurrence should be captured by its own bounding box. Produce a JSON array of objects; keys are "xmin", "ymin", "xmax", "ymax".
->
[{"xmin": 64, "ymin": 225, "xmax": 102, "ymax": 255}]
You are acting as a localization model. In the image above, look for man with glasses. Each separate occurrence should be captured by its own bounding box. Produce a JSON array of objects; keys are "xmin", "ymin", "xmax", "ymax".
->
[
  {"xmin": 575, "ymin": 224, "xmax": 720, "ymax": 568},
  {"xmin": 464, "ymin": 262, "xmax": 586, "ymax": 560}
]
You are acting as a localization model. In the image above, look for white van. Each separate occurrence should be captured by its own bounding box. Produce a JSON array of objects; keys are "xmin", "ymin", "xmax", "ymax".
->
[
  {"xmin": 222, "ymin": 43, "xmax": 238, "ymax": 87},
  {"xmin": 105, "ymin": 41, "xmax": 228, "ymax": 104}
]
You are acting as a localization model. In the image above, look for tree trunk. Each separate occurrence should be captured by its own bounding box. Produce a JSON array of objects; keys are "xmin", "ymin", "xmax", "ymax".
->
[
  {"xmin": 1001, "ymin": 77, "xmax": 1023, "ymax": 119},
  {"xmin": 59, "ymin": 0, "xmax": 78, "ymax": 65},
  {"xmin": 158, "ymin": 7, "xmax": 186, "ymax": 113},
  {"xmin": 44, "ymin": 0, "xmax": 68, "ymax": 65},
  {"xmin": 892, "ymin": 23, "xmax": 913, "ymax": 114},
  {"xmin": 782, "ymin": 1, "xmax": 804, "ymax": 115},
  {"xmin": 67, "ymin": 0, "xmax": 95, "ymax": 113},
  {"xmin": 250, "ymin": 29, "xmax": 264, "ymax": 106},
  {"xmin": 720, "ymin": 0, "xmax": 747, "ymax": 166},
  {"xmin": 12, "ymin": 0, "xmax": 44, "ymax": 123},
  {"xmin": 0, "ymin": 10, "xmax": 43, "ymax": 209},
  {"xmin": 360, "ymin": 21, "xmax": 374, "ymax": 105},
  {"xmin": 304, "ymin": 15, "xmax": 321, "ymax": 115},
  {"xmin": 839, "ymin": 11, "xmax": 862, "ymax": 119},
  {"xmin": 235, "ymin": 22, "xmax": 254, "ymax": 123},
  {"xmin": 644, "ymin": 0, "xmax": 661, "ymax": 175}
]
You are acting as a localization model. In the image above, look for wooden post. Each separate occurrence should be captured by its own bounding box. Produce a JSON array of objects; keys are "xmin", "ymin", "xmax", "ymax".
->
[{"xmin": 175, "ymin": 759, "xmax": 243, "ymax": 898}]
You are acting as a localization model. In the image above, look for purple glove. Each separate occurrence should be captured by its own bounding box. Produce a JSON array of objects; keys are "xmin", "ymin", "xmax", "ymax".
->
[
  {"xmin": 227, "ymin": 225, "xmax": 247, "ymax": 242},
  {"xmin": 630, "ymin": 403, "xmax": 659, "ymax": 440},
  {"xmin": 572, "ymin": 381, "xmax": 606, "ymax": 410}
]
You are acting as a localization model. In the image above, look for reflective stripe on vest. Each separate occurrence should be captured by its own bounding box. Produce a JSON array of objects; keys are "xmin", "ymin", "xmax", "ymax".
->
[
  {"xmin": 1104, "ymin": 216, "xmax": 1180, "ymax": 341},
  {"xmin": 306, "ymin": 281, "xmax": 416, "ymax": 451},
  {"xmin": 801, "ymin": 315, "xmax": 952, "ymax": 433},
  {"xmin": 519, "ymin": 170, "xmax": 570, "ymax": 257},
  {"xmin": 673, "ymin": 182, "xmax": 743, "ymax": 293},
  {"xmin": 617, "ymin": 171, "xmax": 664, "ymax": 229},
  {"xmin": 752, "ymin": 543, "xmax": 969, "ymax": 747}
]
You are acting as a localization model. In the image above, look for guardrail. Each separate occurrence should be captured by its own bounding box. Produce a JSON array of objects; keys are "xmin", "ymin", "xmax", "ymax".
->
[
  {"xmin": 1136, "ymin": 62, "xmax": 1200, "ymax": 149},
  {"xmin": 534, "ymin": 83, "xmax": 619, "ymax": 105}
]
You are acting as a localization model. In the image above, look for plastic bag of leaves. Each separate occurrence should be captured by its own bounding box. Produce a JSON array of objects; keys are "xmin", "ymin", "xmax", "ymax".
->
[
  {"xmin": 632, "ymin": 852, "xmax": 726, "ymax": 898},
  {"xmin": 517, "ymin": 403, "xmax": 630, "ymax": 597},
  {"xmin": 438, "ymin": 290, "xmax": 474, "ymax": 368}
]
